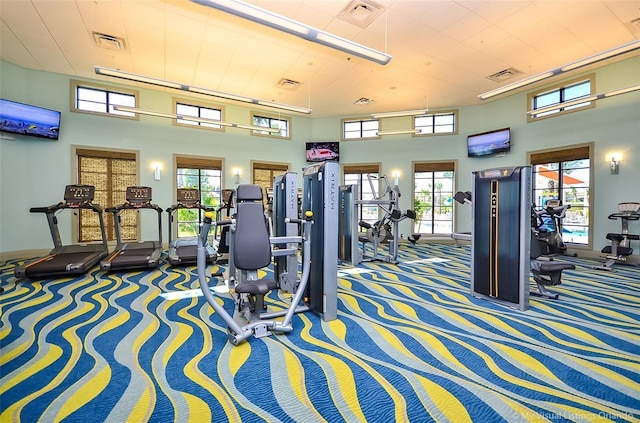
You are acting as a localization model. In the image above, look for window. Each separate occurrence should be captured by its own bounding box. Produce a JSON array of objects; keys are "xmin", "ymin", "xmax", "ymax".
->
[
  {"xmin": 76, "ymin": 148, "xmax": 138, "ymax": 242},
  {"xmin": 251, "ymin": 113, "xmax": 290, "ymax": 138},
  {"xmin": 414, "ymin": 111, "xmax": 458, "ymax": 135},
  {"xmin": 529, "ymin": 145, "xmax": 592, "ymax": 246},
  {"xmin": 71, "ymin": 80, "xmax": 138, "ymax": 118},
  {"xmin": 413, "ymin": 162, "xmax": 455, "ymax": 235},
  {"xmin": 174, "ymin": 99, "xmax": 224, "ymax": 130},
  {"xmin": 528, "ymin": 75, "xmax": 594, "ymax": 121},
  {"xmin": 252, "ymin": 162, "xmax": 290, "ymax": 207},
  {"xmin": 175, "ymin": 156, "xmax": 223, "ymax": 238},
  {"xmin": 343, "ymin": 164, "xmax": 381, "ymax": 227},
  {"xmin": 342, "ymin": 118, "xmax": 380, "ymax": 140}
]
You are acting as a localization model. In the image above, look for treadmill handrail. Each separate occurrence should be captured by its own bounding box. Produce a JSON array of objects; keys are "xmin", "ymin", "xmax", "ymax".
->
[
  {"xmin": 30, "ymin": 200, "xmax": 104, "ymax": 214},
  {"xmin": 107, "ymin": 202, "xmax": 163, "ymax": 213}
]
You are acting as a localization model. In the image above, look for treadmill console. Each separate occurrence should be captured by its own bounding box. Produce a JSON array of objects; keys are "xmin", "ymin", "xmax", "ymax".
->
[
  {"xmin": 126, "ymin": 186, "xmax": 153, "ymax": 205},
  {"xmin": 64, "ymin": 185, "xmax": 95, "ymax": 204},
  {"xmin": 177, "ymin": 188, "xmax": 200, "ymax": 205}
]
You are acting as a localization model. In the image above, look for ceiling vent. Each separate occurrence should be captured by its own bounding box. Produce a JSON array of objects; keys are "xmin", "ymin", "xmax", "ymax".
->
[
  {"xmin": 354, "ymin": 97, "xmax": 375, "ymax": 105},
  {"xmin": 277, "ymin": 78, "xmax": 302, "ymax": 91},
  {"xmin": 486, "ymin": 67, "xmax": 522, "ymax": 83},
  {"xmin": 339, "ymin": 0, "xmax": 385, "ymax": 28},
  {"xmin": 92, "ymin": 32, "xmax": 127, "ymax": 51}
]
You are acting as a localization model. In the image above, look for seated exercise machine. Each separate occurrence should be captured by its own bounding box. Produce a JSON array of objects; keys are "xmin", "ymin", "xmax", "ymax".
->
[
  {"xmin": 100, "ymin": 186, "xmax": 163, "ymax": 271},
  {"xmin": 531, "ymin": 199, "xmax": 572, "ymax": 257},
  {"xmin": 165, "ymin": 188, "xmax": 216, "ymax": 266},
  {"xmin": 451, "ymin": 190, "xmax": 472, "ymax": 246},
  {"xmin": 471, "ymin": 167, "xmax": 574, "ymax": 309},
  {"xmin": 339, "ymin": 174, "xmax": 415, "ymax": 265},
  {"xmin": 594, "ymin": 202, "xmax": 640, "ymax": 271},
  {"xmin": 14, "ymin": 184, "xmax": 109, "ymax": 280},
  {"xmin": 198, "ymin": 162, "xmax": 339, "ymax": 345}
]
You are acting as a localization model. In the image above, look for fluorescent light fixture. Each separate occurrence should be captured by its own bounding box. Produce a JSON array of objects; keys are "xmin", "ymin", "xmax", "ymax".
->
[
  {"xmin": 527, "ymin": 95, "xmax": 597, "ymax": 116},
  {"xmin": 527, "ymin": 84, "xmax": 640, "ymax": 116},
  {"xmin": 190, "ymin": 0, "xmax": 392, "ymax": 66},
  {"xmin": 371, "ymin": 109, "xmax": 428, "ymax": 119},
  {"xmin": 114, "ymin": 105, "xmax": 179, "ymax": 119},
  {"xmin": 377, "ymin": 129, "xmax": 420, "ymax": 136},
  {"xmin": 561, "ymin": 40, "xmax": 640, "ymax": 72},
  {"xmin": 114, "ymin": 106, "xmax": 281, "ymax": 132},
  {"xmin": 94, "ymin": 66, "xmax": 311, "ymax": 114},
  {"xmin": 479, "ymin": 39, "xmax": 640, "ymax": 100},
  {"xmin": 95, "ymin": 66, "xmax": 184, "ymax": 90},
  {"xmin": 603, "ymin": 84, "xmax": 640, "ymax": 98},
  {"xmin": 180, "ymin": 115, "xmax": 282, "ymax": 133},
  {"xmin": 479, "ymin": 72, "xmax": 555, "ymax": 100},
  {"xmin": 255, "ymin": 100, "xmax": 313, "ymax": 115}
]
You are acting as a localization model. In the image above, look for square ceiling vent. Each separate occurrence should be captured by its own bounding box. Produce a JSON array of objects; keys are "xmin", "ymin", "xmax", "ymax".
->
[
  {"xmin": 486, "ymin": 67, "xmax": 522, "ymax": 83},
  {"xmin": 339, "ymin": 0, "xmax": 385, "ymax": 28},
  {"xmin": 277, "ymin": 78, "xmax": 302, "ymax": 91},
  {"xmin": 92, "ymin": 32, "xmax": 127, "ymax": 51}
]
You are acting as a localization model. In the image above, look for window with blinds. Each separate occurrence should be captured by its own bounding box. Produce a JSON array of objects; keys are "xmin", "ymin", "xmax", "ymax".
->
[
  {"xmin": 252, "ymin": 162, "xmax": 289, "ymax": 207},
  {"xmin": 175, "ymin": 156, "xmax": 223, "ymax": 237},
  {"xmin": 76, "ymin": 148, "xmax": 138, "ymax": 242},
  {"xmin": 529, "ymin": 145, "xmax": 591, "ymax": 245},
  {"xmin": 413, "ymin": 161, "xmax": 455, "ymax": 234}
]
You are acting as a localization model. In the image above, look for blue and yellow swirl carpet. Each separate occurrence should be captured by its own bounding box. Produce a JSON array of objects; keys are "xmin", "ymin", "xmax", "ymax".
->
[{"xmin": 1, "ymin": 244, "xmax": 639, "ymax": 422}]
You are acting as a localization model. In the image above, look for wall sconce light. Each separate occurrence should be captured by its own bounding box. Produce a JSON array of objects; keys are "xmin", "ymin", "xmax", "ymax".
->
[
  {"xmin": 606, "ymin": 153, "xmax": 622, "ymax": 175},
  {"xmin": 391, "ymin": 170, "xmax": 401, "ymax": 186},
  {"xmin": 232, "ymin": 167, "xmax": 242, "ymax": 184},
  {"xmin": 152, "ymin": 162, "xmax": 162, "ymax": 181}
]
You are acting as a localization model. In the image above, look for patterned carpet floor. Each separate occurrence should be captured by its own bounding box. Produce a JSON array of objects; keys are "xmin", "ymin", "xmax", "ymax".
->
[{"xmin": 1, "ymin": 243, "xmax": 639, "ymax": 422}]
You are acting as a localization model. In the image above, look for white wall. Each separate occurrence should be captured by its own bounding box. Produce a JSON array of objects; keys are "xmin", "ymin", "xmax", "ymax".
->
[{"xmin": 2, "ymin": 56, "xmax": 639, "ymax": 257}]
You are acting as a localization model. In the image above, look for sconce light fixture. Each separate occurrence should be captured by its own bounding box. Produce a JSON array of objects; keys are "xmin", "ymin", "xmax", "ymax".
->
[
  {"xmin": 606, "ymin": 153, "xmax": 622, "ymax": 175},
  {"xmin": 152, "ymin": 163, "xmax": 162, "ymax": 181},
  {"xmin": 232, "ymin": 167, "xmax": 242, "ymax": 184},
  {"xmin": 391, "ymin": 170, "xmax": 401, "ymax": 186}
]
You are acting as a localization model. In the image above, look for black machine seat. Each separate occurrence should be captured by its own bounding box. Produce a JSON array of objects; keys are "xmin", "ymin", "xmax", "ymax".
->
[
  {"xmin": 529, "ymin": 230, "xmax": 575, "ymax": 298},
  {"xmin": 232, "ymin": 184, "xmax": 278, "ymax": 300}
]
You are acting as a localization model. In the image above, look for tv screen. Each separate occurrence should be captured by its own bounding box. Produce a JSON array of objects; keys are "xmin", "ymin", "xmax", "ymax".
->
[
  {"xmin": 306, "ymin": 142, "xmax": 339, "ymax": 162},
  {"xmin": 0, "ymin": 98, "xmax": 61, "ymax": 140},
  {"xmin": 467, "ymin": 127, "xmax": 510, "ymax": 157}
]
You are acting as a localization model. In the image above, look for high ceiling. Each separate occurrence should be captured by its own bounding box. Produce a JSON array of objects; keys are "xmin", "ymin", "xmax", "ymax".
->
[{"xmin": 1, "ymin": 0, "xmax": 639, "ymax": 117}]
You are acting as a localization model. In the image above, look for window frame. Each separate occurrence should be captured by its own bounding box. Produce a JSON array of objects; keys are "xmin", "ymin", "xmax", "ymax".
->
[
  {"xmin": 174, "ymin": 155, "xmax": 224, "ymax": 238},
  {"xmin": 527, "ymin": 74, "xmax": 595, "ymax": 122},
  {"xmin": 70, "ymin": 80, "xmax": 139, "ymax": 120},
  {"xmin": 527, "ymin": 143, "xmax": 593, "ymax": 249},
  {"xmin": 173, "ymin": 97, "xmax": 225, "ymax": 131},
  {"xmin": 250, "ymin": 111, "xmax": 291, "ymax": 139},
  {"xmin": 341, "ymin": 117, "xmax": 381, "ymax": 141},
  {"xmin": 412, "ymin": 161, "xmax": 456, "ymax": 236},
  {"xmin": 343, "ymin": 163, "xmax": 382, "ymax": 226},
  {"xmin": 72, "ymin": 145, "xmax": 140, "ymax": 244},
  {"xmin": 414, "ymin": 110, "xmax": 459, "ymax": 136}
]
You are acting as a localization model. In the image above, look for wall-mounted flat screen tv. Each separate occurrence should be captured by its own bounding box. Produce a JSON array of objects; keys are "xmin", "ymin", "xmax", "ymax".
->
[
  {"xmin": 0, "ymin": 98, "xmax": 61, "ymax": 140},
  {"xmin": 467, "ymin": 127, "xmax": 510, "ymax": 157},
  {"xmin": 306, "ymin": 142, "xmax": 339, "ymax": 162}
]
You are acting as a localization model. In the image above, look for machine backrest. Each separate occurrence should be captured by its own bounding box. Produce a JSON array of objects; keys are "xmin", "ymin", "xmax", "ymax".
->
[{"xmin": 233, "ymin": 185, "xmax": 271, "ymax": 270}]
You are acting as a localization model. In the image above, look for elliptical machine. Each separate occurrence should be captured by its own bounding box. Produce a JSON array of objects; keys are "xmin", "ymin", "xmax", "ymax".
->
[{"xmin": 531, "ymin": 199, "xmax": 571, "ymax": 257}]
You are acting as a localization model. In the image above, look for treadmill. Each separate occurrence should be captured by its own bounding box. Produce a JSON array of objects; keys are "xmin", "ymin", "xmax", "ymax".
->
[
  {"xmin": 213, "ymin": 188, "xmax": 235, "ymax": 264},
  {"xmin": 14, "ymin": 184, "xmax": 109, "ymax": 280},
  {"xmin": 166, "ymin": 188, "xmax": 216, "ymax": 266},
  {"xmin": 100, "ymin": 186, "xmax": 163, "ymax": 271}
]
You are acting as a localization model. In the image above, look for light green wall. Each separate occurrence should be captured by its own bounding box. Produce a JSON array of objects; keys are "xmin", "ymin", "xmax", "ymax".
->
[{"xmin": 1, "ymin": 56, "xmax": 639, "ymax": 255}]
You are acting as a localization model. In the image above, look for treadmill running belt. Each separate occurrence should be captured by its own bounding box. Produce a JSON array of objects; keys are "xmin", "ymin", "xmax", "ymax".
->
[{"xmin": 25, "ymin": 251, "xmax": 103, "ymax": 277}]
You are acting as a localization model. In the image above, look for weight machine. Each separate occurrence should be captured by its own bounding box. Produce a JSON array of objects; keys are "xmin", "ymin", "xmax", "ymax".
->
[{"xmin": 338, "ymin": 174, "xmax": 415, "ymax": 265}]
